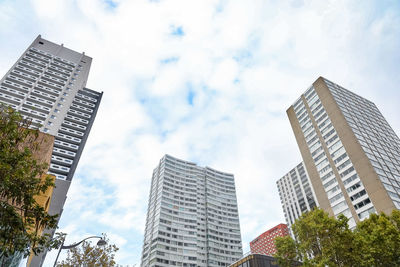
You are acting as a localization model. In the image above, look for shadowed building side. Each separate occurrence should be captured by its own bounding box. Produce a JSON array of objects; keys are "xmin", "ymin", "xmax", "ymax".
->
[{"xmin": 0, "ymin": 35, "xmax": 102, "ymax": 266}]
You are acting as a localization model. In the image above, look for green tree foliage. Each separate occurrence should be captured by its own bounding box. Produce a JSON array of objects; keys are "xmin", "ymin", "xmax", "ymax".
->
[
  {"xmin": 354, "ymin": 211, "xmax": 400, "ymax": 266},
  {"xmin": 275, "ymin": 236, "xmax": 298, "ymax": 267},
  {"xmin": 0, "ymin": 106, "xmax": 61, "ymax": 264},
  {"xmin": 57, "ymin": 236, "xmax": 119, "ymax": 267},
  {"xmin": 274, "ymin": 208, "xmax": 400, "ymax": 267}
]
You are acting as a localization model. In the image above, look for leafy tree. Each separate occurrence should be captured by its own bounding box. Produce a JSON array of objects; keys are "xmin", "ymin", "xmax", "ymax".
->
[
  {"xmin": 275, "ymin": 208, "xmax": 400, "ymax": 267},
  {"xmin": 57, "ymin": 236, "xmax": 119, "ymax": 267},
  {"xmin": 0, "ymin": 106, "xmax": 62, "ymax": 265},
  {"xmin": 275, "ymin": 235, "xmax": 298, "ymax": 267},
  {"xmin": 354, "ymin": 210, "xmax": 400, "ymax": 266},
  {"xmin": 275, "ymin": 208, "xmax": 357, "ymax": 267}
]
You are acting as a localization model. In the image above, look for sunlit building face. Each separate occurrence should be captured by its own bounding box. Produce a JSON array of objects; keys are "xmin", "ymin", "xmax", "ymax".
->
[
  {"xmin": 141, "ymin": 154, "xmax": 243, "ymax": 267},
  {"xmin": 287, "ymin": 77, "xmax": 400, "ymax": 228}
]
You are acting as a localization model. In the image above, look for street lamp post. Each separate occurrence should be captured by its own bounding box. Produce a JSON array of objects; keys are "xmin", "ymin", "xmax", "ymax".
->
[{"xmin": 53, "ymin": 235, "xmax": 107, "ymax": 267}]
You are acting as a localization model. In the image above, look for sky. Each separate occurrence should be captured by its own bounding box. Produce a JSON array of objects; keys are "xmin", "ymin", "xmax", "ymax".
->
[{"xmin": 0, "ymin": 0, "xmax": 400, "ymax": 266}]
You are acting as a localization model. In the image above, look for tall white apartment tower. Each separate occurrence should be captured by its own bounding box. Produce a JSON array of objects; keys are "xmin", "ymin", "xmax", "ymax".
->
[
  {"xmin": 0, "ymin": 35, "xmax": 102, "ymax": 266},
  {"xmin": 287, "ymin": 77, "xmax": 400, "ymax": 228},
  {"xmin": 141, "ymin": 155, "xmax": 243, "ymax": 267},
  {"xmin": 277, "ymin": 162, "xmax": 318, "ymax": 230}
]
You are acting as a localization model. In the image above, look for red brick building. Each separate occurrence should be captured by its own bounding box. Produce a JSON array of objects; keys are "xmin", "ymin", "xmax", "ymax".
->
[{"xmin": 250, "ymin": 223, "xmax": 290, "ymax": 255}]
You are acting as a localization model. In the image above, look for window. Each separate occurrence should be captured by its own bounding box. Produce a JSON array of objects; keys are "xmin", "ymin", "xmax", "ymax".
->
[
  {"xmin": 358, "ymin": 207, "xmax": 376, "ymax": 220},
  {"xmin": 340, "ymin": 166, "xmax": 355, "ymax": 178},
  {"xmin": 323, "ymin": 178, "xmax": 337, "ymax": 189},
  {"xmin": 350, "ymin": 189, "xmax": 367, "ymax": 201},
  {"xmin": 332, "ymin": 200, "xmax": 348, "ymax": 214},
  {"xmin": 321, "ymin": 171, "xmax": 334, "ymax": 182},
  {"xmin": 354, "ymin": 198, "xmax": 371, "ymax": 209},
  {"xmin": 314, "ymin": 152, "xmax": 326, "ymax": 163},
  {"xmin": 347, "ymin": 182, "xmax": 361, "ymax": 193},
  {"xmin": 329, "ymin": 141, "xmax": 342, "ymax": 153},
  {"xmin": 337, "ymin": 159, "xmax": 351, "ymax": 171},
  {"xmin": 319, "ymin": 164, "xmax": 331, "ymax": 175},
  {"xmin": 331, "ymin": 147, "xmax": 345, "ymax": 158},
  {"xmin": 327, "ymin": 185, "xmax": 340, "ymax": 197},
  {"xmin": 310, "ymin": 141, "xmax": 321, "ymax": 152},
  {"xmin": 337, "ymin": 208, "xmax": 351, "ymax": 218},
  {"xmin": 329, "ymin": 193, "xmax": 344, "ymax": 204},
  {"xmin": 326, "ymin": 134, "xmax": 339, "ymax": 146},
  {"xmin": 316, "ymin": 159, "xmax": 329, "ymax": 171},
  {"xmin": 383, "ymin": 183, "xmax": 396, "ymax": 192}
]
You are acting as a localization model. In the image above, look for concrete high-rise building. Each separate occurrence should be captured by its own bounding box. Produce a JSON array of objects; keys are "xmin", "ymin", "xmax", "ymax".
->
[
  {"xmin": 287, "ymin": 77, "xmax": 400, "ymax": 228},
  {"xmin": 0, "ymin": 35, "xmax": 102, "ymax": 266},
  {"xmin": 141, "ymin": 154, "xmax": 243, "ymax": 267},
  {"xmin": 249, "ymin": 224, "xmax": 290, "ymax": 256},
  {"xmin": 276, "ymin": 162, "xmax": 318, "ymax": 229}
]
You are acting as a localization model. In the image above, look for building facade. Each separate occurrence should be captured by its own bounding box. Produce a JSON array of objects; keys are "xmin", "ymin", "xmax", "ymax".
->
[
  {"xmin": 0, "ymin": 129, "xmax": 55, "ymax": 267},
  {"xmin": 0, "ymin": 35, "xmax": 102, "ymax": 266},
  {"xmin": 287, "ymin": 77, "xmax": 400, "ymax": 228},
  {"xmin": 276, "ymin": 162, "xmax": 318, "ymax": 229},
  {"xmin": 141, "ymin": 154, "xmax": 243, "ymax": 267},
  {"xmin": 229, "ymin": 253, "xmax": 301, "ymax": 267},
  {"xmin": 249, "ymin": 224, "xmax": 290, "ymax": 256},
  {"xmin": 229, "ymin": 254, "xmax": 279, "ymax": 267}
]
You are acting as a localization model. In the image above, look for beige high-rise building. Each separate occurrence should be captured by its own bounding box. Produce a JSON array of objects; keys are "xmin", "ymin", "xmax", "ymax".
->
[{"xmin": 287, "ymin": 77, "xmax": 400, "ymax": 228}]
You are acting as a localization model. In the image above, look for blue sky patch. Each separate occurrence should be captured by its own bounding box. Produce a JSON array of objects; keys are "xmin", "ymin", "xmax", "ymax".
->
[
  {"xmin": 104, "ymin": 0, "xmax": 118, "ymax": 9},
  {"xmin": 215, "ymin": 0, "xmax": 227, "ymax": 13},
  {"xmin": 160, "ymin": 56, "xmax": 179, "ymax": 64},
  {"xmin": 187, "ymin": 90, "xmax": 195, "ymax": 106},
  {"xmin": 171, "ymin": 25, "xmax": 185, "ymax": 36},
  {"xmin": 234, "ymin": 49, "xmax": 251, "ymax": 59},
  {"xmin": 215, "ymin": 3, "xmax": 224, "ymax": 13}
]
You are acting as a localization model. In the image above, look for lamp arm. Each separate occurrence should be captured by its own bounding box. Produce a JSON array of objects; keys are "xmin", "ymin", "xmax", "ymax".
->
[{"xmin": 61, "ymin": 236, "xmax": 103, "ymax": 249}]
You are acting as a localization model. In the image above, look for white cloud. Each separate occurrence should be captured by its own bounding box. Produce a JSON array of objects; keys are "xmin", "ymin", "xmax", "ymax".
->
[
  {"xmin": 209, "ymin": 58, "xmax": 239, "ymax": 91},
  {"xmin": 1, "ymin": 0, "xmax": 400, "ymax": 266}
]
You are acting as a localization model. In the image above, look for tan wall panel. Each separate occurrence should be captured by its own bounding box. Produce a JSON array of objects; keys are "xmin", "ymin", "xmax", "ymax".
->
[
  {"xmin": 30, "ymin": 131, "xmax": 55, "ymax": 165},
  {"xmin": 313, "ymin": 78, "xmax": 360, "ymax": 222},
  {"xmin": 313, "ymin": 78, "xmax": 395, "ymax": 216},
  {"xmin": 287, "ymin": 104, "xmax": 333, "ymax": 216}
]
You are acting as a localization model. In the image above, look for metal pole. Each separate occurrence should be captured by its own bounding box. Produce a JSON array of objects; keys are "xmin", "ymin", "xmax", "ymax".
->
[{"xmin": 53, "ymin": 237, "xmax": 65, "ymax": 267}]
